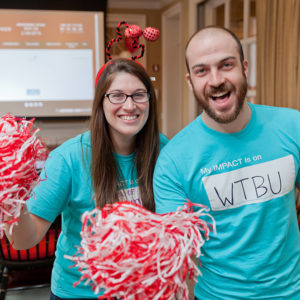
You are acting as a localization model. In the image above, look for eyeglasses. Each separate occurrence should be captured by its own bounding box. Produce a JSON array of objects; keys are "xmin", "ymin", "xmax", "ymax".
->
[{"xmin": 104, "ymin": 92, "xmax": 150, "ymax": 104}]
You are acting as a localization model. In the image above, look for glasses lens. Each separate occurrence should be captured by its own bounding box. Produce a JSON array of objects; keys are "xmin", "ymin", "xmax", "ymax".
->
[
  {"xmin": 132, "ymin": 92, "xmax": 149, "ymax": 102},
  {"xmin": 109, "ymin": 93, "xmax": 126, "ymax": 103}
]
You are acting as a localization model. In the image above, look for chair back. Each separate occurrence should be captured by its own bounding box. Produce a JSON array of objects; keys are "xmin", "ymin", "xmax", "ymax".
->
[{"xmin": 0, "ymin": 216, "xmax": 61, "ymax": 269}]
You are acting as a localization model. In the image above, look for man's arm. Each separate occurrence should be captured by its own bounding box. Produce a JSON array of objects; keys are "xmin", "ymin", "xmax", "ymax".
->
[{"xmin": 154, "ymin": 150, "xmax": 197, "ymax": 298}]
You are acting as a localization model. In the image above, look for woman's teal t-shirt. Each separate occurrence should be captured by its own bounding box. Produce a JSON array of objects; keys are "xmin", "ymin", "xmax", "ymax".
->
[{"xmin": 27, "ymin": 131, "xmax": 168, "ymax": 298}]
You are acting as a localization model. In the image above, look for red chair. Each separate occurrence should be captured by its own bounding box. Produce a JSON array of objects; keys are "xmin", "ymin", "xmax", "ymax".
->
[{"xmin": 0, "ymin": 216, "xmax": 61, "ymax": 300}]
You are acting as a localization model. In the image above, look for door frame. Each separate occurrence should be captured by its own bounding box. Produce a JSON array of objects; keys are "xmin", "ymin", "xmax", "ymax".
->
[{"xmin": 161, "ymin": 2, "xmax": 183, "ymax": 136}]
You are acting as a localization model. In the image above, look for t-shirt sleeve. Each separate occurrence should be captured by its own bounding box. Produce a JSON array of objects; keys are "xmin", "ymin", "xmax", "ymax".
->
[
  {"xmin": 297, "ymin": 166, "xmax": 300, "ymax": 187},
  {"xmin": 153, "ymin": 149, "xmax": 187, "ymax": 214},
  {"xmin": 296, "ymin": 110, "xmax": 300, "ymax": 186},
  {"xmin": 27, "ymin": 150, "xmax": 71, "ymax": 223},
  {"xmin": 159, "ymin": 132, "xmax": 169, "ymax": 150}
]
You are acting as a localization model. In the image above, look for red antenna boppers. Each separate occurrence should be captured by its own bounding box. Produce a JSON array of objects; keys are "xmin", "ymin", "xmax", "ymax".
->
[{"xmin": 106, "ymin": 21, "xmax": 160, "ymax": 61}]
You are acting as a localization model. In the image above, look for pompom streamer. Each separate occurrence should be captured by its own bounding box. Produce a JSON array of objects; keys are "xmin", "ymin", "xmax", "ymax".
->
[
  {"xmin": 67, "ymin": 201, "xmax": 216, "ymax": 300},
  {"xmin": 0, "ymin": 113, "xmax": 48, "ymax": 237}
]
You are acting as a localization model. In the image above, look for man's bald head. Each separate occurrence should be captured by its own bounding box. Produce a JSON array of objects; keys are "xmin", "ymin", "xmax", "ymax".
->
[{"xmin": 185, "ymin": 26, "xmax": 245, "ymax": 73}]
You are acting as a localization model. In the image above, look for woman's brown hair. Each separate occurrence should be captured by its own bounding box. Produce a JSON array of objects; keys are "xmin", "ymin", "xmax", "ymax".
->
[{"xmin": 89, "ymin": 58, "xmax": 159, "ymax": 212}]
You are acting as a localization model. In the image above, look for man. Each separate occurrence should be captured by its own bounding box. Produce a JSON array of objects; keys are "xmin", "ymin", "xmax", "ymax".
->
[{"xmin": 154, "ymin": 26, "xmax": 300, "ymax": 299}]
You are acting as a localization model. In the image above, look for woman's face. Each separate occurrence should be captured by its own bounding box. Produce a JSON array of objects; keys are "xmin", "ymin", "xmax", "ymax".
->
[{"xmin": 103, "ymin": 71, "xmax": 150, "ymax": 154}]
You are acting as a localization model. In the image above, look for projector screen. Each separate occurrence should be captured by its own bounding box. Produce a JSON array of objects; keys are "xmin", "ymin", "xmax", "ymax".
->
[{"xmin": 0, "ymin": 9, "xmax": 105, "ymax": 117}]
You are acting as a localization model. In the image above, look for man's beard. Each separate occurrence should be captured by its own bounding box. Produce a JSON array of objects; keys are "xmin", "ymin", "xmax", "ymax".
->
[{"xmin": 192, "ymin": 75, "xmax": 248, "ymax": 124}]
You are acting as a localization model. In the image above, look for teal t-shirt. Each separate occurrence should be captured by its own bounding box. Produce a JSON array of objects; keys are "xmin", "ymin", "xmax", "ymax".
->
[
  {"xmin": 27, "ymin": 131, "xmax": 168, "ymax": 298},
  {"xmin": 154, "ymin": 103, "xmax": 300, "ymax": 299}
]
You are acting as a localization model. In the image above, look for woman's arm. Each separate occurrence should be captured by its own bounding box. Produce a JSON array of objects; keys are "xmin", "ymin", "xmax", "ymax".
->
[{"xmin": 5, "ymin": 204, "xmax": 52, "ymax": 250}]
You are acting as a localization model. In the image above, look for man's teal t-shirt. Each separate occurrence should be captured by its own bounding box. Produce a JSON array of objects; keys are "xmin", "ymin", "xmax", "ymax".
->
[
  {"xmin": 154, "ymin": 103, "xmax": 300, "ymax": 299},
  {"xmin": 27, "ymin": 131, "xmax": 168, "ymax": 298}
]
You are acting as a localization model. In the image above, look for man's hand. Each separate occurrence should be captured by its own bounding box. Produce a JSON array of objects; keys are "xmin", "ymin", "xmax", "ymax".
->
[{"xmin": 187, "ymin": 255, "xmax": 197, "ymax": 299}]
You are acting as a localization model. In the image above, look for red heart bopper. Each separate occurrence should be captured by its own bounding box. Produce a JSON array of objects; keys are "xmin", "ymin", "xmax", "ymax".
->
[
  {"xmin": 124, "ymin": 25, "xmax": 142, "ymax": 39},
  {"xmin": 143, "ymin": 27, "xmax": 160, "ymax": 42}
]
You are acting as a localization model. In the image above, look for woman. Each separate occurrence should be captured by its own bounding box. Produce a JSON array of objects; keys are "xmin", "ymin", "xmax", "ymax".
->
[{"xmin": 5, "ymin": 58, "xmax": 168, "ymax": 299}]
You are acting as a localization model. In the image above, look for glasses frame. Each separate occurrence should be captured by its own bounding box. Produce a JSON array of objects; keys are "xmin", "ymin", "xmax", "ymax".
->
[{"xmin": 104, "ymin": 92, "xmax": 150, "ymax": 104}]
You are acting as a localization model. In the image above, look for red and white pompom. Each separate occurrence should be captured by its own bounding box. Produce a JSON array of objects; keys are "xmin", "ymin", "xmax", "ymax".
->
[
  {"xmin": 0, "ymin": 113, "xmax": 48, "ymax": 237},
  {"xmin": 68, "ymin": 201, "xmax": 216, "ymax": 300}
]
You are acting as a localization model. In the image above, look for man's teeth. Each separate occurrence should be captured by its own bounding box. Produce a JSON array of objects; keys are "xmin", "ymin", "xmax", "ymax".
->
[
  {"xmin": 120, "ymin": 115, "xmax": 138, "ymax": 120},
  {"xmin": 211, "ymin": 91, "xmax": 229, "ymax": 100},
  {"xmin": 212, "ymin": 92, "xmax": 227, "ymax": 97}
]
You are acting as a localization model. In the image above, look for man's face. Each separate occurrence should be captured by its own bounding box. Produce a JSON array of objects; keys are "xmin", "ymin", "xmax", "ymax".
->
[{"xmin": 186, "ymin": 30, "xmax": 248, "ymax": 124}]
